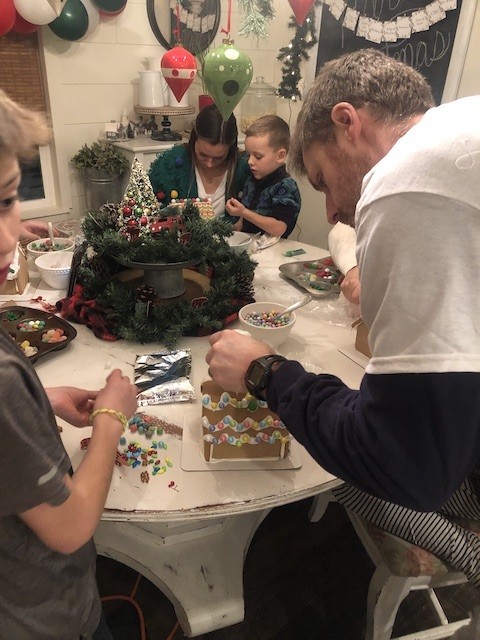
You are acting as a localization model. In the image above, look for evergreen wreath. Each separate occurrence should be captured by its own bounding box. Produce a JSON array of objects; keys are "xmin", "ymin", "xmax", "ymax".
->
[
  {"xmin": 76, "ymin": 202, "xmax": 257, "ymax": 347},
  {"xmin": 277, "ymin": 1, "xmax": 320, "ymax": 101},
  {"xmin": 237, "ymin": 0, "xmax": 275, "ymax": 39}
]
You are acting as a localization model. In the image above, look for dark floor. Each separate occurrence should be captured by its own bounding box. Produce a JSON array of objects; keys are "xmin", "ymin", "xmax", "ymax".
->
[{"xmin": 96, "ymin": 499, "xmax": 480, "ymax": 640}]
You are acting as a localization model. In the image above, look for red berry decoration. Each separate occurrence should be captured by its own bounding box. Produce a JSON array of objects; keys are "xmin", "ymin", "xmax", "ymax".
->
[
  {"xmin": 127, "ymin": 219, "xmax": 138, "ymax": 228},
  {"xmin": 122, "ymin": 206, "xmax": 132, "ymax": 215},
  {"xmin": 140, "ymin": 216, "xmax": 148, "ymax": 226},
  {"xmin": 156, "ymin": 191, "xmax": 166, "ymax": 201}
]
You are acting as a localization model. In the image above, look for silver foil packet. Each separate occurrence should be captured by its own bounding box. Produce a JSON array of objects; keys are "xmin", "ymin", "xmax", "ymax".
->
[{"xmin": 135, "ymin": 349, "xmax": 196, "ymax": 406}]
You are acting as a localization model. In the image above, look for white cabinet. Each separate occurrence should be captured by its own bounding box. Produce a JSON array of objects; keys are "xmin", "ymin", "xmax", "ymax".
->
[{"xmin": 108, "ymin": 136, "xmax": 187, "ymax": 171}]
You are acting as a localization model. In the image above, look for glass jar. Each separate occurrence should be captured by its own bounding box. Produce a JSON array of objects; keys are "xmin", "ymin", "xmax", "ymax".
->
[{"xmin": 240, "ymin": 76, "xmax": 277, "ymax": 133}]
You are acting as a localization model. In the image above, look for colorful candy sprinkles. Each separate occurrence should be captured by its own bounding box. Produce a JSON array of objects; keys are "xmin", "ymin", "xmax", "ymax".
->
[{"xmin": 242, "ymin": 310, "xmax": 293, "ymax": 328}]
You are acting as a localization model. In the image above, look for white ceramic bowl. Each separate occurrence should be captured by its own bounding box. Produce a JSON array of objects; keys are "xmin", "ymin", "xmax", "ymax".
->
[
  {"xmin": 27, "ymin": 237, "xmax": 75, "ymax": 262},
  {"xmin": 35, "ymin": 251, "xmax": 74, "ymax": 289},
  {"xmin": 238, "ymin": 301, "xmax": 296, "ymax": 347},
  {"xmin": 227, "ymin": 231, "xmax": 253, "ymax": 254}
]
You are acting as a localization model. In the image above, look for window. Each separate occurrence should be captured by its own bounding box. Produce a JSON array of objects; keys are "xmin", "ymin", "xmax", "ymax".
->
[{"xmin": 0, "ymin": 30, "xmax": 62, "ymax": 218}]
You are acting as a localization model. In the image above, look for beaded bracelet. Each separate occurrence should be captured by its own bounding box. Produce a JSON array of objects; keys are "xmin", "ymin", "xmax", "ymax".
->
[{"xmin": 88, "ymin": 408, "xmax": 128, "ymax": 431}]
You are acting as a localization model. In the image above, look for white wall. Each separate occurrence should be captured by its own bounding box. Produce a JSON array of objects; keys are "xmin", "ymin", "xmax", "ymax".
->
[{"xmin": 39, "ymin": 0, "xmax": 480, "ymax": 249}]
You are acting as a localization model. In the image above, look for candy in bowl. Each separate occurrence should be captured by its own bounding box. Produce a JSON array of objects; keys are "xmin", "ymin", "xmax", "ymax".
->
[{"xmin": 238, "ymin": 301, "xmax": 296, "ymax": 347}]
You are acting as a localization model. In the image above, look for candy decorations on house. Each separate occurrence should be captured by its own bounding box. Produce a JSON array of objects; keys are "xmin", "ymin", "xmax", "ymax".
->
[
  {"xmin": 203, "ymin": 38, "xmax": 253, "ymax": 121},
  {"xmin": 161, "ymin": 44, "xmax": 197, "ymax": 103}
]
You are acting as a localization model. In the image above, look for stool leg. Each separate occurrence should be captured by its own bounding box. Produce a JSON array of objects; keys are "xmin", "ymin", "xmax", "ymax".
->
[{"xmin": 366, "ymin": 564, "xmax": 415, "ymax": 640}]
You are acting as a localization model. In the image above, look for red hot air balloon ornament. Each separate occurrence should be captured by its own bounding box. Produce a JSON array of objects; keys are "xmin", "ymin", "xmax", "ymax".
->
[
  {"xmin": 161, "ymin": 45, "xmax": 197, "ymax": 103},
  {"xmin": 287, "ymin": 0, "xmax": 316, "ymax": 26}
]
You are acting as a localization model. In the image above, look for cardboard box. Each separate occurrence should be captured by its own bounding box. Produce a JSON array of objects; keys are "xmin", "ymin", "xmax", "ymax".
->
[
  {"xmin": 352, "ymin": 317, "xmax": 372, "ymax": 358},
  {"xmin": 0, "ymin": 245, "xmax": 29, "ymax": 295}
]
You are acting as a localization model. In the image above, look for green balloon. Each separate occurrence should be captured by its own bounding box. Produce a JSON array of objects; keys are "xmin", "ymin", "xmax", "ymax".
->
[
  {"xmin": 92, "ymin": 0, "xmax": 126, "ymax": 12},
  {"xmin": 49, "ymin": 0, "xmax": 88, "ymax": 41},
  {"xmin": 203, "ymin": 43, "xmax": 253, "ymax": 121}
]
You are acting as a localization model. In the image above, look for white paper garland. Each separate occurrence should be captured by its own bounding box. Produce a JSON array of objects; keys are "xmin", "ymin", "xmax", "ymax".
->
[
  {"xmin": 169, "ymin": 0, "xmax": 216, "ymax": 34},
  {"xmin": 322, "ymin": 0, "xmax": 457, "ymax": 43}
]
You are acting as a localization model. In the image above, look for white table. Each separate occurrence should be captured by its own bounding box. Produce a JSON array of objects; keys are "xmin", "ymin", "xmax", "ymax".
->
[{"xmin": 33, "ymin": 239, "xmax": 365, "ymax": 637}]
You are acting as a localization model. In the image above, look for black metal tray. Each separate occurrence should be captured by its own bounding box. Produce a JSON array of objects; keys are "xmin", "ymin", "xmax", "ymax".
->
[
  {"xmin": 279, "ymin": 257, "xmax": 341, "ymax": 298},
  {"xmin": 0, "ymin": 305, "xmax": 77, "ymax": 364}
]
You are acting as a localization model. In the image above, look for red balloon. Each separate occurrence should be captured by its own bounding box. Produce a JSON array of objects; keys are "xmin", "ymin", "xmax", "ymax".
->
[
  {"xmin": 287, "ymin": 0, "xmax": 316, "ymax": 26},
  {"xmin": 0, "ymin": 0, "xmax": 16, "ymax": 36},
  {"xmin": 12, "ymin": 11, "xmax": 38, "ymax": 33}
]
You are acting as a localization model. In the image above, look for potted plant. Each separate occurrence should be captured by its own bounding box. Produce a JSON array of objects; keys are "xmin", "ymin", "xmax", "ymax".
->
[{"xmin": 71, "ymin": 142, "xmax": 130, "ymax": 210}]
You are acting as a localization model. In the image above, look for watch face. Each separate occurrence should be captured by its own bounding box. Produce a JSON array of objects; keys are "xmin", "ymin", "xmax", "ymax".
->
[{"xmin": 248, "ymin": 362, "xmax": 265, "ymax": 386}]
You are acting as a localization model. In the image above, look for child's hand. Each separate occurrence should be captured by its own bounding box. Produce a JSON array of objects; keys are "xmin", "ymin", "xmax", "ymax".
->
[{"xmin": 226, "ymin": 197, "xmax": 245, "ymax": 217}]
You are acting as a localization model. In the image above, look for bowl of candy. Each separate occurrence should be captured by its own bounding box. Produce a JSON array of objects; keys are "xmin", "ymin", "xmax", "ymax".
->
[
  {"xmin": 238, "ymin": 301, "xmax": 296, "ymax": 347},
  {"xmin": 35, "ymin": 251, "xmax": 74, "ymax": 289},
  {"xmin": 26, "ymin": 237, "xmax": 75, "ymax": 262},
  {"xmin": 227, "ymin": 231, "xmax": 253, "ymax": 254}
]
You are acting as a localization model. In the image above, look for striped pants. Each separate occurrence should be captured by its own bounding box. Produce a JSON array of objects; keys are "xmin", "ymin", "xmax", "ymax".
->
[{"xmin": 333, "ymin": 477, "xmax": 480, "ymax": 588}]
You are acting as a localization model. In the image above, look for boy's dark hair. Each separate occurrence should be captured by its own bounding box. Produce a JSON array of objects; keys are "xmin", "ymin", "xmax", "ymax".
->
[{"xmin": 245, "ymin": 115, "xmax": 290, "ymax": 152}]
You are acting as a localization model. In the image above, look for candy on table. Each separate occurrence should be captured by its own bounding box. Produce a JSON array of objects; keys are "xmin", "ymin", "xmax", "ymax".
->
[
  {"xmin": 243, "ymin": 310, "xmax": 292, "ymax": 328},
  {"xmin": 41, "ymin": 328, "xmax": 67, "ymax": 343},
  {"xmin": 20, "ymin": 340, "xmax": 38, "ymax": 358},
  {"xmin": 17, "ymin": 319, "xmax": 46, "ymax": 332},
  {"xmin": 283, "ymin": 248, "xmax": 306, "ymax": 257}
]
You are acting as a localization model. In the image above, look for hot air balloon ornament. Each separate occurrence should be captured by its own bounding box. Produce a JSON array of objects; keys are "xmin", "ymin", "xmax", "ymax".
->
[
  {"xmin": 202, "ymin": 38, "xmax": 253, "ymax": 121},
  {"xmin": 161, "ymin": 45, "xmax": 197, "ymax": 104}
]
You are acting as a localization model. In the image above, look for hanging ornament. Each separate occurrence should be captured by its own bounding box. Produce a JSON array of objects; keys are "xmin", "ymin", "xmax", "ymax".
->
[
  {"xmin": 13, "ymin": 0, "xmax": 64, "ymax": 25},
  {"xmin": 203, "ymin": 39, "xmax": 253, "ymax": 121},
  {"xmin": 0, "ymin": 0, "xmax": 16, "ymax": 35},
  {"xmin": 287, "ymin": 0, "xmax": 316, "ymax": 26},
  {"xmin": 92, "ymin": 0, "xmax": 126, "ymax": 13},
  {"xmin": 161, "ymin": 45, "xmax": 197, "ymax": 103},
  {"xmin": 12, "ymin": 12, "xmax": 39, "ymax": 33},
  {"xmin": 48, "ymin": 0, "xmax": 89, "ymax": 40}
]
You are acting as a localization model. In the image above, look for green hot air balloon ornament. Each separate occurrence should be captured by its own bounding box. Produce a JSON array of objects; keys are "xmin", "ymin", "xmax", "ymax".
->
[{"xmin": 203, "ymin": 39, "xmax": 253, "ymax": 121}]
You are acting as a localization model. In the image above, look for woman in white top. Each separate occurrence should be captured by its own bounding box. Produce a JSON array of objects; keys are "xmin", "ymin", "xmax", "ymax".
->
[{"xmin": 149, "ymin": 104, "xmax": 250, "ymax": 219}]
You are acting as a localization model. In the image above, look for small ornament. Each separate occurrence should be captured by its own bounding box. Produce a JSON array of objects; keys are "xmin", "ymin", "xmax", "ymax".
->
[
  {"xmin": 203, "ymin": 39, "xmax": 253, "ymax": 121},
  {"xmin": 287, "ymin": 0, "xmax": 316, "ymax": 25},
  {"xmin": 161, "ymin": 45, "xmax": 197, "ymax": 103}
]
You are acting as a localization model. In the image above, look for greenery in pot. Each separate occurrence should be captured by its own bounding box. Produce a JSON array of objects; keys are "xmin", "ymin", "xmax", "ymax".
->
[{"xmin": 71, "ymin": 142, "xmax": 129, "ymax": 176}]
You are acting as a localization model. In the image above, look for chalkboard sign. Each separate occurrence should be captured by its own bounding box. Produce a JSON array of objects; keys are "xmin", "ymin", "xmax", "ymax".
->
[{"xmin": 313, "ymin": 0, "xmax": 473, "ymax": 105}]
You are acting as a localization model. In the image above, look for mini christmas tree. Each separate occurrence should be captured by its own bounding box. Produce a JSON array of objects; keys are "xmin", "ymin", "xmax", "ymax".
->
[{"xmin": 117, "ymin": 157, "xmax": 162, "ymax": 237}]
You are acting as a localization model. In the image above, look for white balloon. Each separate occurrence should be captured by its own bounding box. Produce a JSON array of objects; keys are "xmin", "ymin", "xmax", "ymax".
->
[
  {"xmin": 47, "ymin": 0, "xmax": 67, "ymax": 16},
  {"xmin": 14, "ymin": 0, "xmax": 57, "ymax": 25},
  {"xmin": 79, "ymin": 0, "xmax": 100, "ymax": 38}
]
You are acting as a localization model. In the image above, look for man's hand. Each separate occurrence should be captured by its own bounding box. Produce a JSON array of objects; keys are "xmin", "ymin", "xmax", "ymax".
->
[
  {"xmin": 340, "ymin": 266, "xmax": 361, "ymax": 305},
  {"xmin": 206, "ymin": 330, "xmax": 274, "ymax": 391}
]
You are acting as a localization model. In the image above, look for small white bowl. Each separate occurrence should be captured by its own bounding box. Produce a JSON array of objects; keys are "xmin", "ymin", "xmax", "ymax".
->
[
  {"xmin": 238, "ymin": 301, "xmax": 296, "ymax": 347},
  {"xmin": 227, "ymin": 231, "xmax": 253, "ymax": 254},
  {"xmin": 27, "ymin": 237, "xmax": 75, "ymax": 262},
  {"xmin": 35, "ymin": 251, "xmax": 74, "ymax": 289}
]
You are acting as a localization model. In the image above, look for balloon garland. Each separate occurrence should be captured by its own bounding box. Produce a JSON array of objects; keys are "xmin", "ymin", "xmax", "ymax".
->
[
  {"xmin": 0, "ymin": 0, "xmax": 125, "ymax": 39},
  {"xmin": 0, "ymin": 0, "xmax": 16, "ymax": 36}
]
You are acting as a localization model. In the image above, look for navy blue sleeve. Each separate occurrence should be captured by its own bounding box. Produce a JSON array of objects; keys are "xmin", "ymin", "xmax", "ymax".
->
[{"xmin": 267, "ymin": 361, "xmax": 480, "ymax": 511}]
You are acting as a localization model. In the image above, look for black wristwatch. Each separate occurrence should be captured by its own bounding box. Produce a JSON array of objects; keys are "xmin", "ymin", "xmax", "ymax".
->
[{"xmin": 245, "ymin": 355, "xmax": 287, "ymax": 399}]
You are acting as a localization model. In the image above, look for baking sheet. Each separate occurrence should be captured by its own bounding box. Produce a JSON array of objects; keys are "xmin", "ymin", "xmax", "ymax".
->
[
  {"xmin": 279, "ymin": 257, "xmax": 341, "ymax": 298},
  {"xmin": 0, "ymin": 305, "xmax": 77, "ymax": 364},
  {"xmin": 181, "ymin": 415, "xmax": 302, "ymax": 472}
]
